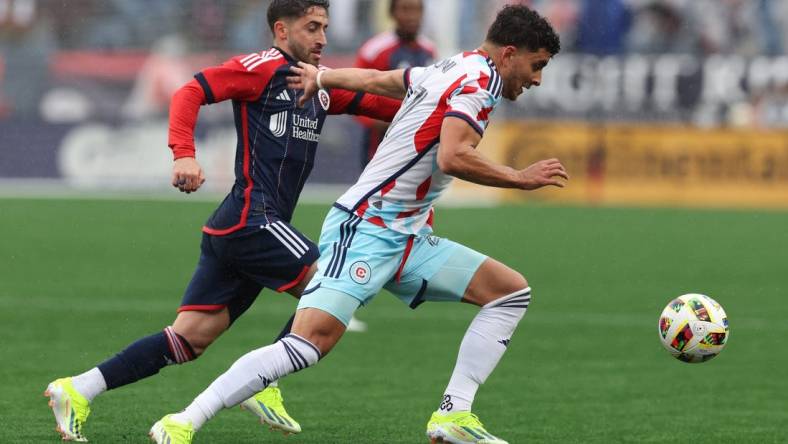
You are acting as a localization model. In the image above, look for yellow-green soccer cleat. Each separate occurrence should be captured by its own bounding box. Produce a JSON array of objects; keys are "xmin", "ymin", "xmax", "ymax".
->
[
  {"xmin": 426, "ymin": 411, "xmax": 509, "ymax": 444},
  {"xmin": 149, "ymin": 414, "xmax": 194, "ymax": 444},
  {"xmin": 240, "ymin": 386, "xmax": 302, "ymax": 434},
  {"xmin": 44, "ymin": 378, "xmax": 90, "ymax": 442}
]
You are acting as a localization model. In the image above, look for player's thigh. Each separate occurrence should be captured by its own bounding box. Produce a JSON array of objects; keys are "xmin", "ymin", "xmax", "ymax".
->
[
  {"xmin": 291, "ymin": 304, "xmax": 352, "ymax": 356},
  {"xmin": 386, "ymin": 235, "xmax": 526, "ymax": 308},
  {"xmin": 299, "ymin": 208, "xmax": 404, "ymax": 322},
  {"xmin": 463, "ymin": 257, "xmax": 528, "ymax": 306},
  {"xmin": 230, "ymin": 222, "xmax": 319, "ymax": 296},
  {"xmin": 176, "ymin": 235, "xmax": 263, "ymax": 347},
  {"xmin": 285, "ymin": 262, "xmax": 318, "ymax": 298},
  {"xmin": 384, "ymin": 235, "xmax": 487, "ymax": 308}
]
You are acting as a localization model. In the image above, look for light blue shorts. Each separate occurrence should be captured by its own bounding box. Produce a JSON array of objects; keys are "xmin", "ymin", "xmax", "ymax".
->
[{"xmin": 297, "ymin": 207, "xmax": 488, "ymax": 325}]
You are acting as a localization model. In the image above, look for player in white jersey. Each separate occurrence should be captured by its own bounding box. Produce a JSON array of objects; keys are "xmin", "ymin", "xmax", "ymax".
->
[{"xmin": 150, "ymin": 5, "xmax": 565, "ymax": 444}]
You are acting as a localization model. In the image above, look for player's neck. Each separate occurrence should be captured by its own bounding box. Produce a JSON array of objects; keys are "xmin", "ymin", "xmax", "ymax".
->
[
  {"xmin": 273, "ymin": 40, "xmax": 295, "ymax": 60},
  {"xmin": 395, "ymin": 29, "xmax": 417, "ymax": 43},
  {"xmin": 478, "ymin": 42, "xmax": 501, "ymax": 66}
]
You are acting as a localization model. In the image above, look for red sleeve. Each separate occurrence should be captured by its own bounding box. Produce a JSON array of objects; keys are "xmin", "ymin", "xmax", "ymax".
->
[
  {"xmin": 167, "ymin": 51, "xmax": 285, "ymax": 160},
  {"xmin": 168, "ymin": 79, "xmax": 205, "ymax": 160},
  {"xmin": 355, "ymin": 53, "xmax": 375, "ymax": 69},
  {"xmin": 195, "ymin": 52, "xmax": 283, "ymax": 103},
  {"xmin": 328, "ymin": 89, "xmax": 401, "ymax": 122}
]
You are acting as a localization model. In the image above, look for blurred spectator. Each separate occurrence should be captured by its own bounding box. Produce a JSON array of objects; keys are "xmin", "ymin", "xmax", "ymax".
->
[
  {"xmin": 687, "ymin": 0, "xmax": 765, "ymax": 56},
  {"xmin": 187, "ymin": 0, "xmax": 228, "ymax": 51},
  {"xmin": 575, "ymin": 0, "xmax": 632, "ymax": 55},
  {"xmin": 226, "ymin": 0, "xmax": 273, "ymax": 52},
  {"xmin": 355, "ymin": 0, "xmax": 435, "ymax": 167},
  {"xmin": 627, "ymin": 1, "xmax": 700, "ymax": 54},
  {"xmin": 0, "ymin": 0, "xmax": 55, "ymax": 118},
  {"xmin": 537, "ymin": 0, "xmax": 580, "ymax": 52},
  {"xmin": 122, "ymin": 35, "xmax": 194, "ymax": 120}
]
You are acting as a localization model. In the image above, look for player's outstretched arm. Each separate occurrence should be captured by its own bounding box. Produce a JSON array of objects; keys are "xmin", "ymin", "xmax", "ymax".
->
[
  {"xmin": 288, "ymin": 62, "xmax": 406, "ymax": 107},
  {"xmin": 438, "ymin": 116, "xmax": 569, "ymax": 190}
]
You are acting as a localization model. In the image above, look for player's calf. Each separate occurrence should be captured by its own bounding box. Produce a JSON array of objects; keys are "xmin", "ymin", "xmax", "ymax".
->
[
  {"xmin": 442, "ymin": 287, "xmax": 532, "ymax": 413},
  {"xmin": 427, "ymin": 286, "xmax": 530, "ymax": 444},
  {"xmin": 164, "ymin": 332, "xmax": 322, "ymax": 434}
]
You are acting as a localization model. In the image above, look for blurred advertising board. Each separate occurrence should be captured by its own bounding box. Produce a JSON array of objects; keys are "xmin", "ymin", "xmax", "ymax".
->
[{"xmin": 447, "ymin": 122, "xmax": 788, "ymax": 209}]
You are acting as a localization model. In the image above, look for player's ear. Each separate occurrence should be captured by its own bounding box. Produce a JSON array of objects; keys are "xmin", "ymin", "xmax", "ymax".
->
[
  {"xmin": 273, "ymin": 20, "xmax": 289, "ymax": 41},
  {"xmin": 500, "ymin": 45, "xmax": 518, "ymax": 66}
]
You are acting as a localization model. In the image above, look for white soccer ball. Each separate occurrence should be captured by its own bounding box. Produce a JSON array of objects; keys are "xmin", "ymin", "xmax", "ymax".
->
[{"xmin": 657, "ymin": 294, "xmax": 729, "ymax": 363}]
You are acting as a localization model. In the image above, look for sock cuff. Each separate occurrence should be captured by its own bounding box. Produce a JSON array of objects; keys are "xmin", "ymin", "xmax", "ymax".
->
[
  {"xmin": 282, "ymin": 333, "xmax": 322, "ymax": 359},
  {"xmin": 483, "ymin": 287, "xmax": 531, "ymax": 309},
  {"xmin": 164, "ymin": 326, "xmax": 196, "ymax": 363},
  {"xmin": 279, "ymin": 333, "xmax": 321, "ymax": 373}
]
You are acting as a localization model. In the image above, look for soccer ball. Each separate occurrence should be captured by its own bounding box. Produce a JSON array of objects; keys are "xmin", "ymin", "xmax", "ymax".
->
[{"xmin": 658, "ymin": 294, "xmax": 729, "ymax": 363}]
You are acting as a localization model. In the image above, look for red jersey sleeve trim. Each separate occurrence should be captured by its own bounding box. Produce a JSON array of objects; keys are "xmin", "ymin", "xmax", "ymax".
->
[{"xmin": 194, "ymin": 72, "xmax": 215, "ymax": 104}]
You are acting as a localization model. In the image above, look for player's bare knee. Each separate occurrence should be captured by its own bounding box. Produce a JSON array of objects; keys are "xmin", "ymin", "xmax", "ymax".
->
[
  {"xmin": 172, "ymin": 310, "xmax": 229, "ymax": 359},
  {"xmin": 291, "ymin": 307, "xmax": 346, "ymax": 356},
  {"xmin": 509, "ymin": 271, "xmax": 528, "ymax": 293},
  {"xmin": 177, "ymin": 332, "xmax": 213, "ymax": 357},
  {"xmin": 293, "ymin": 325, "xmax": 340, "ymax": 356},
  {"xmin": 467, "ymin": 259, "xmax": 530, "ymax": 306}
]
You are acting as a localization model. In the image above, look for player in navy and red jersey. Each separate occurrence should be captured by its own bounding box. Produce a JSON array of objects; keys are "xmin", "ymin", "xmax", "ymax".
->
[
  {"xmin": 355, "ymin": 0, "xmax": 435, "ymax": 167},
  {"xmin": 44, "ymin": 1, "xmax": 401, "ymax": 442}
]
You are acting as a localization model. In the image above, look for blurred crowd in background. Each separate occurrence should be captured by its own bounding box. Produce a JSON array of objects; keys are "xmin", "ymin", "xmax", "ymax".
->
[
  {"xmin": 4, "ymin": 0, "xmax": 787, "ymax": 55},
  {"xmin": 2, "ymin": 0, "xmax": 788, "ymax": 126}
]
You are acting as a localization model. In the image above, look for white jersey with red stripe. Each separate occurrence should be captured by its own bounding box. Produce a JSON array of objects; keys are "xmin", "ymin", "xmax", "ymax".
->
[{"xmin": 334, "ymin": 50, "xmax": 503, "ymax": 235}]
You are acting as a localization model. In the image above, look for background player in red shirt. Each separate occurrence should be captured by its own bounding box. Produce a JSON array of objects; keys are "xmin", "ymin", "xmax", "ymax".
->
[
  {"xmin": 355, "ymin": 0, "xmax": 435, "ymax": 167},
  {"xmin": 44, "ymin": 1, "xmax": 400, "ymax": 442}
]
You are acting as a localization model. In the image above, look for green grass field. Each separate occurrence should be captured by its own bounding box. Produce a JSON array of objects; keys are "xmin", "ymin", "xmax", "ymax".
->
[{"xmin": 1, "ymin": 198, "xmax": 786, "ymax": 443}]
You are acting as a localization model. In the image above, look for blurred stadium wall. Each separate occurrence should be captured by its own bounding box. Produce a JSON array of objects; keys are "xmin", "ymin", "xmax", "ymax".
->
[{"xmin": 1, "ymin": 0, "xmax": 788, "ymax": 208}]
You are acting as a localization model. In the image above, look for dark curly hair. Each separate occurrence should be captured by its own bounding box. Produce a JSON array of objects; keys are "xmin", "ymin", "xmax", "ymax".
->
[
  {"xmin": 267, "ymin": 0, "xmax": 330, "ymax": 31},
  {"xmin": 486, "ymin": 5, "xmax": 561, "ymax": 55}
]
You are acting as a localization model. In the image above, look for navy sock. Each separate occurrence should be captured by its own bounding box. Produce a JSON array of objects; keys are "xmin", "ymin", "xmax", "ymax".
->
[
  {"xmin": 97, "ymin": 327, "xmax": 195, "ymax": 390},
  {"xmin": 273, "ymin": 314, "xmax": 295, "ymax": 343}
]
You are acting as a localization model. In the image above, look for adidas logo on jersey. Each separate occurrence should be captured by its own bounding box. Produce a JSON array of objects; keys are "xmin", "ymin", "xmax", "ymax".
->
[{"xmin": 276, "ymin": 90, "xmax": 291, "ymax": 102}]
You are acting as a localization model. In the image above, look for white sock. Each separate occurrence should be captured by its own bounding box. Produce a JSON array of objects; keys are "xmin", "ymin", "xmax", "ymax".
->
[
  {"xmin": 71, "ymin": 367, "xmax": 107, "ymax": 402},
  {"xmin": 173, "ymin": 334, "xmax": 320, "ymax": 431},
  {"xmin": 440, "ymin": 288, "xmax": 531, "ymax": 413},
  {"xmin": 172, "ymin": 387, "xmax": 224, "ymax": 430}
]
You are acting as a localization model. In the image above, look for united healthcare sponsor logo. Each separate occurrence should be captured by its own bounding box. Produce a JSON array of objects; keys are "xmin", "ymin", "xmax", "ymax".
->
[
  {"xmin": 268, "ymin": 111, "xmax": 321, "ymax": 142},
  {"xmin": 269, "ymin": 111, "xmax": 288, "ymax": 137},
  {"xmin": 349, "ymin": 261, "xmax": 371, "ymax": 284},
  {"xmin": 291, "ymin": 113, "xmax": 321, "ymax": 142}
]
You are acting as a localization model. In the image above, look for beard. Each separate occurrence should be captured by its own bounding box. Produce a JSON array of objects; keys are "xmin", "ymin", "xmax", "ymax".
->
[{"xmin": 290, "ymin": 40, "xmax": 319, "ymax": 66}]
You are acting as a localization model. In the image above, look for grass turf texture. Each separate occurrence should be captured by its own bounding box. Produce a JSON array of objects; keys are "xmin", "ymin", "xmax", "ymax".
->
[{"xmin": 1, "ymin": 198, "xmax": 786, "ymax": 443}]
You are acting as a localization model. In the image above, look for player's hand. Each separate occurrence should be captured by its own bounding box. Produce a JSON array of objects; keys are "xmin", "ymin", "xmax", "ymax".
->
[
  {"xmin": 172, "ymin": 157, "xmax": 205, "ymax": 194},
  {"xmin": 516, "ymin": 158, "xmax": 569, "ymax": 190},
  {"xmin": 287, "ymin": 62, "xmax": 320, "ymax": 107}
]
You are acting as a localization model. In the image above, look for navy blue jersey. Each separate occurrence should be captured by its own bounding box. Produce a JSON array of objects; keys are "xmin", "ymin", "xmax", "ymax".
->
[{"xmin": 190, "ymin": 47, "xmax": 401, "ymax": 236}]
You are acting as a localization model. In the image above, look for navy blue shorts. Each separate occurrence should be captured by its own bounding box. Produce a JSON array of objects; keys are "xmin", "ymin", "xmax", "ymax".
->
[{"xmin": 179, "ymin": 221, "xmax": 319, "ymax": 322}]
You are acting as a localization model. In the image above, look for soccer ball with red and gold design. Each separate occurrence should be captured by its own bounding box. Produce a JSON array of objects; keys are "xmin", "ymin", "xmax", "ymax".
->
[{"xmin": 658, "ymin": 294, "xmax": 729, "ymax": 363}]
